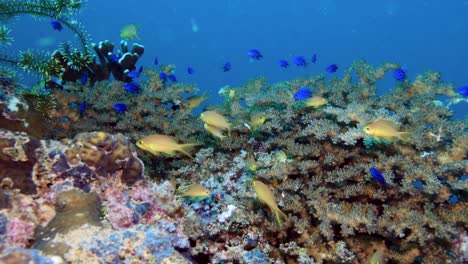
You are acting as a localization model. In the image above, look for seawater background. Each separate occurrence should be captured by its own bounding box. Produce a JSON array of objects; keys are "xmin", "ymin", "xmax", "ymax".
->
[{"xmin": 8, "ymin": 0, "xmax": 468, "ymax": 118}]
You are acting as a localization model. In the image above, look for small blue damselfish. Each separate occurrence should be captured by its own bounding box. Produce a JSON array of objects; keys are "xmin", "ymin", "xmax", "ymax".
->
[{"xmin": 369, "ymin": 167, "xmax": 386, "ymax": 186}]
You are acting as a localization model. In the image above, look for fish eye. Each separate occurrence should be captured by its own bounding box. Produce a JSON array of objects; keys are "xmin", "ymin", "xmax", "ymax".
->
[
  {"xmin": 365, "ymin": 127, "xmax": 370, "ymax": 131},
  {"xmin": 138, "ymin": 140, "xmax": 143, "ymax": 144}
]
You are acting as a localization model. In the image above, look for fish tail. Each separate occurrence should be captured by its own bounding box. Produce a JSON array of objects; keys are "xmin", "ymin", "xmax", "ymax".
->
[
  {"xmin": 179, "ymin": 143, "xmax": 200, "ymax": 159},
  {"xmin": 398, "ymin": 132, "xmax": 411, "ymax": 142},
  {"xmin": 274, "ymin": 207, "xmax": 288, "ymax": 227}
]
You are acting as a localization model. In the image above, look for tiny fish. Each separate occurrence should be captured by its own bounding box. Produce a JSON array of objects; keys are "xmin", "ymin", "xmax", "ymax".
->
[
  {"xmin": 393, "ymin": 67, "xmax": 406, "ymax": 81},
  {"xmin": 154, "ymin": 56, "xmax": 159, "ymax": 66},
  {"xmin": 109, "ymin": 53, "xmax": 119, "ymax": 63},
  {"xmin": 369, "ymin": 249, "xmax": 384, "ymax": 264},
  {"xmin": 305, "ymin": 95, "xmax": 327, "ymax": 108},
  {"xmin": 253, "ymin": 180, "xmax": 288, "ymax": 226},
  {"xmin": 168, "ymin": 74, "xmax": 177, "ymax": 82},
  {"xmin": 456, "ymin": 86, "xmax": 468, "ymax": 97},
  {"xmin": 136, "ymin": 134, "xmax": 199, "ymax": 158},
  {"xmin": 124, "ymin": 82, "xmax": 140, "ymax": 93},
  {"xmin": 50, "ymin": 19, "xmax": 63, "ymax": 31},
  {"xmin": 248, "ymin": 49, "xmax": 263, "ymax": 60},
  {"xmin": 448, "ymin": 194, "xmax": 459, "ymax": 204},
  {"xmin": 79, "ymin": 101, "xmax": 86, "ymax": 112},
  {"xmin": 114, "ymin": 103, "xmax": 127, "ymax": 113},
  {"xmin": 120, "ymin": 23, "xmax": 140, "ymax": 40},
  {"xmin": 363, "ymin": 119, "xmax": 411, "ymax": 142},
  {"xmin": 200, "ymin": 110, "xmax": 231, "ymax": 135},
  {"xmin": 222, "ymin": 62, "xmax": 231, "ymax": 72},
  {"xmin": 80, "ymin": 72, "xmax": 87, "ymax": 84},
  {"xmin": 294, "ymin": 86, "xmax": 313, "ymax": 100},
  {"xmin": 369, "ymin": 167, "xmax": 386, "ymax": 186},
  {"xmin": 326, "ymin": 64, "xmax": 338, "ymax": 73},
  {"xmin": 186, "ymin": 92, "xmax": 208, "ymax": 110},
  {"xmin": 204, "ymin": 123, "xmax": 226, "ymax": 140},
  {"xmin": 178, "ymin": 184, "xmax": 211, "ymax": 199},
  {"xmin": 293, "ymin": 56, "xmax": 307, "ymax": 67},
  {"xmin": 187, "ymin": 67, "xmax": 194, "ymax": 75},
  {"xmin": 412, "ymin": 180, "xmax": 424, "ymax": 190},
  {"xmin": 278, "ymin": 60, "xmax": 289, "ymax": 68},
  {"xmin": 311, "ymin": 54, "xmax": 317, "ymax": 64},
  {"xmin": 159, "ymin": 72, "xmax": 167, "ymax": 82},
  {"xmin": 127, "ymin": 66, "xmax": 143, "ymax": 78}
]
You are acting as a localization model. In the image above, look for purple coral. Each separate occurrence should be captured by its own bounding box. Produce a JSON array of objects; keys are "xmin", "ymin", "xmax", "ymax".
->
[{"xmin": 7, "ymin": 218, "xmax": 34, "ymax": 247}]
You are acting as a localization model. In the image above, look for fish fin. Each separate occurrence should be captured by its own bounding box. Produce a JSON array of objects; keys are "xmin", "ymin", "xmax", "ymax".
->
[
  {"xmin": 136, "ymin": 34, "xmax": 141, "ymax": 40},
  {"xmin": 274, "ymin": 207, "xmax": 288, "ymax": 227},
  {"xmin": 398, "ymin": 132, "xmax": 411, "ymax": 142},
  {"xmin": 149, "ymin": 150, "xmax": 161, "ymax": 156},
  {"xmin": 179, "ymin": 143, "xmax": 200, "ymax": 159}
]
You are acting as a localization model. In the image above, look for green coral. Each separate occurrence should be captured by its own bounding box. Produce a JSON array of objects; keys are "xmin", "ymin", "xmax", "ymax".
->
[{"xmin": 0, "ymin": 0, "xmax": 91, "ymax": 78}]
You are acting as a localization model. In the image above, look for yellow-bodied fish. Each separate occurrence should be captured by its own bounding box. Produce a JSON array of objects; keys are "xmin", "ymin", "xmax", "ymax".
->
[
  {"xmin": 187, "ymin": 92, "xmax": 209, "ymax": 110},
  {"xmin": 120, "ymin": 23, "xmax": 140, "ymax": 40},
  {"xmin": 248, "ymin": 113, "xmax": 267, "ymax": 131},
  {"xmin": 204, "ymin": 123, "xmax": 226, "ymax": 140},
  {"xmin": 252, "ymin": 180, "xmax": 287, "ymax": 226},
  {"xmin": 200, "ymin": 111, "xmax": 231, "ymax": 135},
  {"xmin": 363, "ymin": 119, "xmax": 410, "ymax": 142},
  {"xmin": 178, "ymin": 184, "xmax": 211, "ymax": 199},
  {"xmin": 305, "ymin": 95, "xmax": 328, "ymax": 108},
  {"xmin": 136, "ymin": 134, "xmax": 198, "ymax": 158},
  {"xmin": 369, "ymin": 249, "xmax": 384, "ymax": 264},
  {"xmin": 246, "ymin": 151, "xmax": 257, "ymax": 171}
]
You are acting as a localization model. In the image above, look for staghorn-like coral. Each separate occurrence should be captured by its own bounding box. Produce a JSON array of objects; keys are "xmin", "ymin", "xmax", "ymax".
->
[{"xmin": 0, "ymin": 60, "xmax": 466, "ymax": 263}]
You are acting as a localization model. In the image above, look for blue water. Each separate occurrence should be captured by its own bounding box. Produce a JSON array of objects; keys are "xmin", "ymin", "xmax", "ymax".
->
[{"xmin": 9, "ymin": 0, "xmax": 468, "ymax": 117}]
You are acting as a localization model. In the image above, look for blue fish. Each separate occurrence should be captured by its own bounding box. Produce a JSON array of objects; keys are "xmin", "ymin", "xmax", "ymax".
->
[
  {"xmin": 168, "ymin": 74, "xmax": 177, "ymax": 82},
  {"xmin": 412, "ymin": 180, "xmax": 424, "ymax": 190},
  {"xmin": 294, "ymin": 86, "xmax": 313, "ymax": 100},
  {"xmin": 369, "ymin": 167, "xmax": 386, "ymax": 186},
  {"xmin": 127, "ymin": 66, "xmax": 143, "ymax": 78},
  {"xmin": 293, "ymin": 56, "xmax": 307, "ymax": 67},
  {"xmin": 79, "ymin": 101, "xmax": 86, "ymax": 112},
  {"xmin": 326, "ymin": 64, "xmax": 338, "ymax": 73},
  {"xmin": 50, "ymin": 19, "xmax": 63, "ymax": 31},
  {"xmin": 311, "ymin": 54, "xmax": 317, "ymax": 64},
  {"xmin": 124, "ymin": 82, "xmax": 140, "ymax": 93},
  {"xmin": 159, "ymin": 72, "xmax": 167, "ymax": 82},
  {"xmin": 80, "ymin": 72, "xmax": 87, "ymax": 84},
  {"xmin": 278, "ymin": 60, "xmax": 289, "ymax": 68},
  {"xmin": 154, "ymin": 56, "xmax": 159, "ymax": 66},
  {"xmin": 223, "ymin": 62, "xmax": 231, "ymax": 72},
  {"xmin": 448, "ymin": 194, "xmax": 459, "ymax": 204},
  {"xmin": 187, "ymin": 67, "xmax": 194, "ymax": 75},
  {"xmin": 393, "ymin": 67, "xmax": 406, "ymax": 81},
  {"xmin": 247, "ymin": 49, "xmax": 263, "ymax": 60},
  {"xmin": 109, "ymin": 53, "xmax": 119, "ymax": 63},
  {"xmin": 456, "ymin": 86, "xmax": 468, "ymax": 97},
  {"xmin": 114, "ymin": 103, "xmax": 128, "ymax": 113}
]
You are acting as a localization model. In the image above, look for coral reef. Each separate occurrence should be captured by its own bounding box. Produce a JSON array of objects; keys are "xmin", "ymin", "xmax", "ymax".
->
[{"xmin": 0, "ymin": 60, "xmax": 466, "ymax": 263}]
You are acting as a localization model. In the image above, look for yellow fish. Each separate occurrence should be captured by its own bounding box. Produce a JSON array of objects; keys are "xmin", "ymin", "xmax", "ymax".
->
[
  {"xmin": 136, "ymin": 134, "xmax": 198, "ymax": 158},
  {"xmin": 200, "ymin": 111, "xmax": 231, "ymax": 135},
  {"xmin": 248, "ymin": 113, "xmax": 267, "ymax": 131},
  {"xmin": 369, "ymin": 249, "xmax": 384, "ymax": 264},
  {"xmin": 363, "ymin": 119, "xmax": 410, "ymax": 142},
  {"xmin": 186, "ymin": 92, "xmax": 208, "ymax": 110},
  {"xmin": 305, "ymin": 95, "xmax": 328, "ymax": 108},
  {"xmin": 204, "ymin": 123, "xmax": 226, "ymax": 140},
  {"xmin": 246, "ymin": 151, "xmax": 257, "ymax": 171},
  {"xmin": 120, "ymin": 23, "xmax": 140, "ymax": 40},
  {"xmin": 178, "ymin": 184, "xmax": 211, "ymax": 199},
  {"xmin": 252, "ymin": 180, "xmax": 287, "ymax": 226}
]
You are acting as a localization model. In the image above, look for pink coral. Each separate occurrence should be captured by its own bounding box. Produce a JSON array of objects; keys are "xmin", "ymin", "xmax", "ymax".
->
[
  {"xmin": 7, "ymin": 218, "xmax": 35, "ymax": 247},
  {"xmin": 107, "ymin": 203, "xmax": 134, "ymax": 229}
]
